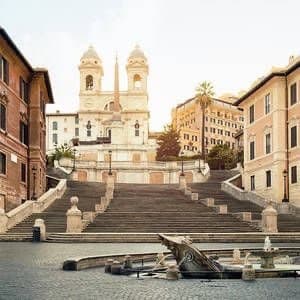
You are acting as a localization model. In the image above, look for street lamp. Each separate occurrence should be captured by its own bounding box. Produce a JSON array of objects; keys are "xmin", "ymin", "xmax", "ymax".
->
[
  {"xmin": 282, "ymin": 169, "xmax": 289, "ymax": 202},
  {"xmin": 180, "ymin": 151, "xmax": 185, "ymax": 176},
  {"xmin": 108, "ymin": 150, "xmax": 112, "ymax": 175},
  {"xmin": 31, "ymin": 165, "xmax": 37, "ymax": 200},
  {"xmin": 72, "ymin": 148, "xmax": 77, "ymax": 171},
  {"xmin": 198, "ymin": 150, "xmax": 201, "ymax": 173}
]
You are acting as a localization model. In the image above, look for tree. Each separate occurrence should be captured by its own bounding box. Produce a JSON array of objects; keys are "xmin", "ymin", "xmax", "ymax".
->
[
  {"xmin": 207, "ymin": 144, "xmax": 238, "ymax": 169},
  {"xmin": 195, "ymin": 81, "xmax": 214, "ymax": 158},
  {"xmin": 156, "ymin": 125, "xmax": 181, "ymax": 161}
]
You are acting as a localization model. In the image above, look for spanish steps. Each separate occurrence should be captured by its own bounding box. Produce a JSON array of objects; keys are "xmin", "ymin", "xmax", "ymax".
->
[{"xmin": 5, "ymin": 170, "xmax": 300, "ymax": 237}]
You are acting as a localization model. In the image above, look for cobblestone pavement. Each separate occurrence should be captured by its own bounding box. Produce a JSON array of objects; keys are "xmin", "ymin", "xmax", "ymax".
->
[{"xmin": 0, "ymin": 242, "xmax": 299, "ymax": 300}]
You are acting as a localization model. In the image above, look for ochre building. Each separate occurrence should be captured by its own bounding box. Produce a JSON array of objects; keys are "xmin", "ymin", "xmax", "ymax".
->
[
  {"xmin": 171, "ymin": 96, "xmax": 243, "ymax": 155},
  {"xmin": 0, "ymin": 27, "xmax": 54, "ymax": 211},
  {"xmin": 235, "ymin": 55, "xmax": 300, "ymax": 206}
]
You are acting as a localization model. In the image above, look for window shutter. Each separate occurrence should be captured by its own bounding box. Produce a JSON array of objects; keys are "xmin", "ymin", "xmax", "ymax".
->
[
  {"xmin": 0, "ymin": 104, "xmax": 6, "ymax": 130},
  {"xmin": 0, "ymin": 56, "xmax": 2, "ymax": 80},
  {"xmin": 19, "ymin": 77, "xmax": 22, "ymax": 98},
  {"xmin": 4, "ymin": 59, "xmax": 9, "ymax": 85}
]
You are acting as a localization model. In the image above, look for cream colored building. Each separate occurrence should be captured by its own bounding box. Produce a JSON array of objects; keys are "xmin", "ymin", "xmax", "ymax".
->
[
  {"xmin": 171, "ymin": 96, "xmax": 243, "ymax": 155},
  {"xmin": 235, "ymin": 55, "xmax": 300, "ymax": 206},
  {"xmin": 46, "ymin": 45, "xmax": 157, "ymax": 163}
]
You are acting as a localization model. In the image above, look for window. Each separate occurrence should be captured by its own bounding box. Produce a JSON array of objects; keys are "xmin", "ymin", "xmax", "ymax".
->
[
  {"xmin": 205, "ymin": 127, "xmax": 208, "ymax": 132},
  {"xmin": 211, "ymin": 138, "xmax": 216, "ymax": 144},
  {"xmin": 86, "ymin": 75, "xmax": 93, "ymax": 90},
  {"xmin": 291, "ymin": 166, "xmax": 297, "ymax": 184},
  {"xmin": 265, "ymin": 133, "xmax": 271, "ymax": 154},
  {"xmin": 75, "ymin": 128, "xmax": 79, "ymax": 136},
  {"xmin": 0, "ymin": 152, "xmax": 6, "ymax": 175},
  {"xmin": 75, "ymin": 116, "xmax": 79, "ymax": 124},
  {"xmin": 265, "ymin": 93, "xmax": 270, "ymax": 114},
  {"xmin": 250, "ymin": 141, "xmax": 255, "ymax": 160},
  {"xmin": 52, "ymin": 133, "xmax": 58, "ymax": 144},
  {"xmin": 20, "ymin": 121, "xmax": 28, "ymax": 145},
  {"xmin": 87, "ymin": 121, "xmax": 91, "ymax": 137},
  {"xmin": 266, "ymin": 170, "xmax": 271, "ymax": 187},
  {"xmin": 0, "ymin": 103, "xmax": 6, "ymax": 131},
  {"xmin": 21, "ymin": 163, "xmax": 26, "ymax": 183},
  {"xmin": 291, "ymin": 126, "xmax": 297, "ymax": 148},
  {"xmin": 0, "ymin": 55, "xmax": 9, "ymax": 85},
  {"xmin": 249, "ymin": 105, "xmax": 254, "ymax": 123},
  {"xmin": 290, "ymin": 83, "xmax": 297, "ymax": 106},
  {"xmin": 250, "ymin": 175, "xmax": 255, "ymax": 190},
  {"xmin": 19, "ymin": 77, "xmax": 29, "ymax": 103},
  {"xmin": 52, "ymin": 121, "xmax": 58, "ymax": 130},
  {"xmin": 135, "ymin": 121, "xmax": 140, "ymax": 137}
]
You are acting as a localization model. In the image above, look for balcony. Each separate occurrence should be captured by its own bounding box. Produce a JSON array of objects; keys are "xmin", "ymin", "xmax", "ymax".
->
[{"xmin": 72, "ymin": 136, "xmax": 111, "ymax": 146}]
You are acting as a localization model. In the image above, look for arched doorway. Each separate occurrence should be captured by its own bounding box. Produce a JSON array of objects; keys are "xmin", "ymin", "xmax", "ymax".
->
[{"xmin": 149, "ymin": 172, "xmax": 164, "ymax": 184}]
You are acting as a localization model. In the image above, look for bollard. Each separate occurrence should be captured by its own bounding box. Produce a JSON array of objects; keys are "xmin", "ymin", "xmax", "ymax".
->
[
  {"xmin": 33, "ymin": 219, "xmax": 46, "ymax": 241},
  {"xmin": 32, "ymin": 226, "xmax": 41, "ymax": 242},
  {"xmin": 104, "ymin": 259, "xmax": 114, "ymax": 273},
  {"xmin": 123, "ymin": 255, "xmax": 133, "ymax": 269},
  {"xmin": 111, "ymin": 260, "xmax": 122, "ymax": 275},
  {"xmin": 66, "ymin": 196, "xmax": 82, "ymax": 233},
  {"xmin": 166, "ymin": 264, "xmax": 179, "ymax": 280},
  {"xmin": 242, "ymin": 264, "xmax": 256, "ymax": 281}
]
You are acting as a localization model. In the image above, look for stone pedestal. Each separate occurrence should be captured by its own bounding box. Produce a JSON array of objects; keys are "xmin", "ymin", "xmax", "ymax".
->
[
  {"xmin": 179, "ymin": 175, "xmax": 187, "ymax": 190},
  {"xmin": 123, "ymin": 255, "xmax": 133, "ymax": 269},
  {"xmin": 166, "ymin": 264, "xmax": 179, "ymax": 280},
  {"xmin": 111, "ymin": 260, "xmax": 121, "ymax": 275},
  {"xmin": 191, "ymin": 193, "xmax": 198, "ymax": 201},
  {"xmin": 106, "ymin": 174, "xmax": 115, "ymax": 188},
  {"xmin": 34, "ymin": 219, "xmax": 46, "ymax": 241},
  {"xmin": 232, "ymin": 248, "xmax": 242, "ymax": 264},
  {"xmin": 242, "ymin": 212, "xmax": 252, "ymax": 222},
  {"xmin": 0, "ymin": 209, "xmax": 8, "ymax": 233},
  {"xmin": 262, "ymin": 204, "xmax": 278, "ymax": 233},
  {"xmin": 105, "ymin": 259, "xmax": 114, "ymax": 273},
  {"xmin": 242, "ymin": 264, "xmax": 255, "ymax": 281},
  {"xmin": 66, "ymin": 196, "xmax": 82, "ymax": 233}
]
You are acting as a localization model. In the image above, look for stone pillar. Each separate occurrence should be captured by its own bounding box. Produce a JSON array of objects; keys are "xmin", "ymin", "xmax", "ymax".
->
[
  {"xmin": 0, "ymin": 209, "xmax": 8, "ymax": 233},
  {"xmin": 66, "ymin": 196, "xmax": 82, "ymax": 233},
  {"xmin": 106, "ymin": 174, "xmax": 114, "ymax": 188},
  {"xmin": 262, "ymin": 204, "xmax": 278, "ymax": 233},
  {"xmin": 34, "ymin": 219, "xmax": 46, "ymax": 241},
  {"xmin": 191, "ymin": 193, "xmax": 199, "ymax": 201},
  {"xmin": 179, "ymin": 175, "xmax": 187, "ymax": 190}
]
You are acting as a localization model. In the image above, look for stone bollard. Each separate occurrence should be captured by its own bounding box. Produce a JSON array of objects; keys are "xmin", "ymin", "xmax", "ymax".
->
[
  {"xmin": 66, "ymin": 196, "xmax": 82, "ymax": 233},
  {"xmin": 242, "ymin": 212, "xmax": 252, "ymax": 222},
  {"xmin": 166, "ymin": 264, "xmax": 179, "ymax": 280},
  {"xmin": 0, "ymin": 209, "xmax": 8, "ymax": 233},
  {"xmin": 123, "ymin": 255, "xmax": 133, "ymax": 269},
  {"xmin": 232, "ymin": 248, "xmax": 242, "ymax": 264},
  {"xmin": 34, "ymin": 219, "xmax": 46, "ymax": 241},
  {"xmin": 217, "ymin": 205, "xmax": 228, "ymax": 214},
  {"xmin": 242, "ymin": 264, "xmax": 256, "ymax": 281},
  {"xmin": 111, "ymin": 260, "xmax": 122, "ymax": 275},
  {"xmin": 104, "ymin": 259, "xmax": 114, "ymax": 273},
  {"xmin": 191, "ymin": 193, "xmax": 198, "ymax": 201},
  {"xmin": 179, "ymin": 175, "xmax": 187, "ymax": 190},
  {"xmin": 262, "ymin": 204, "xmax": 278, "ymax": 233}
]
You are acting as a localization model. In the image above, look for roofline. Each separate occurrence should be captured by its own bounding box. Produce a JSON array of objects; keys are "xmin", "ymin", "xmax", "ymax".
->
[
  {"xmin": 235, "ymin": 60, "xmax": 300, "ymax": 106},
  {"xmin": 0, "ymin": 27, "xmax": 54, "ymax": 104},
  {"xmin": 46, "ymin": 113, "xmax": 78, "ymax": 117}
]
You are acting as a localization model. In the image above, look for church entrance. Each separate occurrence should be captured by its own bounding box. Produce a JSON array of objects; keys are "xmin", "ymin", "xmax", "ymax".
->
[{"xmin": 77, "ymin": 170, "xmax": 87, "ymax": 181}]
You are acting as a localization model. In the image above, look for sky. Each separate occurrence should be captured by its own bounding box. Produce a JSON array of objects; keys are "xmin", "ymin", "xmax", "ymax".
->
[{"xmin": 1, "ymin": 0, "xmax": 300, "ymax": 131}]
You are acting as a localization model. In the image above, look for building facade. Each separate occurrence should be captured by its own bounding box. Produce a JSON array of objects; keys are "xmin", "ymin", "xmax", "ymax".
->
[
  {"xmin": 235, "ymin": 55, "xmax": 300, "ymax": 206},
  {"xmin": 171, "ymin": 96, "xmax": 243, "ymax": 155},
  {"xmin": 46, "ymin": 45, "xmax": 157, "ymax": 167},
  {"xmin": 0, "ymin": 27, "xmax": 54, "ymax": 211}
]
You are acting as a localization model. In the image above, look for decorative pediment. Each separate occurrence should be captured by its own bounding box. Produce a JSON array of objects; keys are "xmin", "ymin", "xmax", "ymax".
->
[{"xmin": 0, "ymin": 90, "xmax": 8, "ymax": 105}]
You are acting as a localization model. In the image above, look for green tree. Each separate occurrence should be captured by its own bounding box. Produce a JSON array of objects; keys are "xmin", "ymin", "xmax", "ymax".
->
[
  {"xmin": 47, "ymin": 145, "xmax": 74, "ymax": 166},
  {"xmin": 195, "ymin": 81, "xmax": 214, "ymax": 158},
  {"xmin": 156, "ymin": 125, "xmax": 181, "ymax": 161},
  {"xmin": 207, "ymin": 144, "xmax": 238, "ymax": 170}
]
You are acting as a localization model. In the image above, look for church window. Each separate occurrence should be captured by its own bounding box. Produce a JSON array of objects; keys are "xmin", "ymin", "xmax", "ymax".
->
[
  {"xmin": 87, "ymin": 120, "xmax": 92, "ymax": 137},
  {"xmin": 135, "ymin": 120, "xmax": 140, "ymax": 136},
  {"xmin": 86, "ymin": 75, "xmax": 93, "ymax": 90},
  {"xmin": 133, "ymin": 74, "xmax": 141, "ymax": 88},
  {"xmin": 52, "ymin": 121, "xmax": 58, "ymax": 130}
]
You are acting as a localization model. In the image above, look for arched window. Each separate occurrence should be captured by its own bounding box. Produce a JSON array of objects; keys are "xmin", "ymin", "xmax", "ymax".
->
[
  {"xmin": 86, "ymin": 120, "xmax": 92, "ymax": 137},
  {"xmin": 107, "ymin": 129, "xmax": 111, "ymax": 139},
  {"xmin": 52, "ymin": 121, "xmax": 58, "ymax": 130},
  {"xmin": 134, "ymin": 120, "xmax": 140, "ymax": 136},
  {"xmin": 133, "ymin": 74, "xmax": 141, "ymax": 88},
  {"xmin": 86, "ymin": 75, "xmax": 93, "ymax": 90}
]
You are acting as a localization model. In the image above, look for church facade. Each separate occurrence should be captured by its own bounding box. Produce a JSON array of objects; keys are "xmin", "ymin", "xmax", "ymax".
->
[{"xmin": 46, "ymin": 45, "xmax": 157, "ymax": 163}]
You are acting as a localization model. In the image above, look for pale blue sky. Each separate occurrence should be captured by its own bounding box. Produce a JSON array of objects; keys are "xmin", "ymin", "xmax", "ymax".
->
[{"xmin": 1, "ymin": 0, "xmax": 299, "ymax": 130}]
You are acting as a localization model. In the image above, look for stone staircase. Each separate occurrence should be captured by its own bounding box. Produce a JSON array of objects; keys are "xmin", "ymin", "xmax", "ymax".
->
[
  {"xmin": 7, "ymin": 181, "xmax": 105, "ymax": 233},
  {"xmin": 84, "ymin": 182, "xmax": 258, "ymax": 233},
  {"xmin": 191, "ymin": 170, "xmax": 300, "ymax": 232}
]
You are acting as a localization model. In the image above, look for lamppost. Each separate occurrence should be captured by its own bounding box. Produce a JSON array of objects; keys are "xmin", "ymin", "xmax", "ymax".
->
[
  {"xmin": 72, "ymin": 148, "xmax": 77, "ymax": 171},
  {"xmin": 180, "ymin": 151, "xmax": 185, "ymax": 176},
  {"xmin": 198, "ymin": 150, "xmax": 201, "ymax": 173},
  {"xmin": 282, "ymin": 169, "xmax": 289, "ymax": 202},
  {"xmin": 108, "ymin": 150, "xmax": 112, "ymax": 175},
  {"xmin": 31, "ymin": 165, "xmax": 37, "ymax": 200}
]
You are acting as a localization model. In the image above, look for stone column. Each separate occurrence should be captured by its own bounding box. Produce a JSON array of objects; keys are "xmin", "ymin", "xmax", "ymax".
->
[
  {"xmin": 179, "ymin": 175, "xmax": 187, "ymax": 190},
  {"xmin": 34, "ymin": 219, "xmax": 46, "ymax": 241},
  {"xmin": 262, "ymin": 204, "xmax": 278, "ymax": 233},
  {"xmin": 66, "ymin": 196, "xmax": 82, "ymax": 233},
  {"xmin": 0, "ymin": 209, "xmax": 8, "ymax": 233}
]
